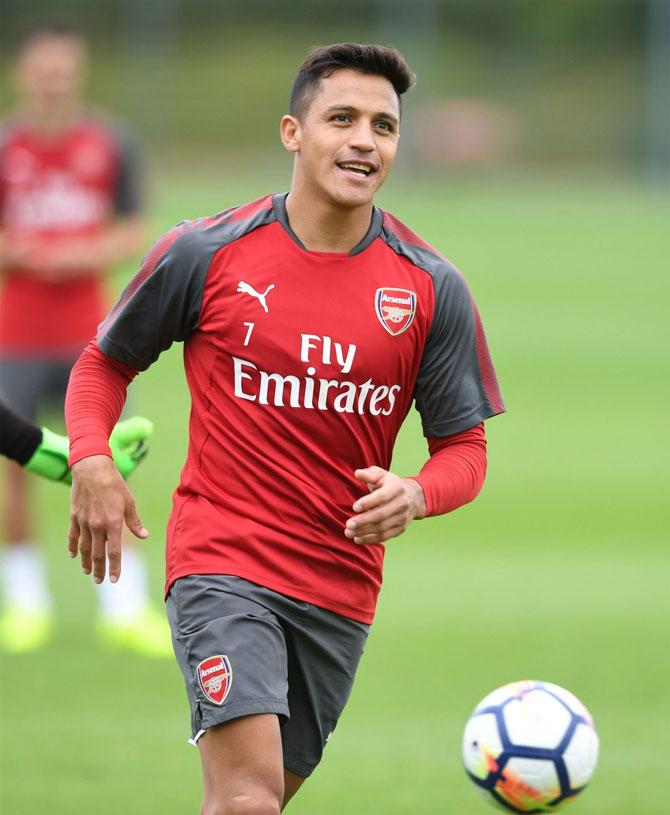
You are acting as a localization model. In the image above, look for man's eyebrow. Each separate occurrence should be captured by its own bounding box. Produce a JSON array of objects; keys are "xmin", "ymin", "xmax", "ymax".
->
[{"xmin": 325, "ymin": 104, "xmax": 399, "ymax": 125}]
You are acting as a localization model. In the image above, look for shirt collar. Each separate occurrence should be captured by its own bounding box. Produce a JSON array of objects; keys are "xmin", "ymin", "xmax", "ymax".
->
[{"xmin": 272, "ymin": 193, "xmax": 382, "ymax": 257}]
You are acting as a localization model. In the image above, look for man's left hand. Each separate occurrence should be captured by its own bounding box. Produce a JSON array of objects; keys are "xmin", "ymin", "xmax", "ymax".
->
[{"xmin": 345, "ymin": 466, "xmax": 426, "ymax": 545}]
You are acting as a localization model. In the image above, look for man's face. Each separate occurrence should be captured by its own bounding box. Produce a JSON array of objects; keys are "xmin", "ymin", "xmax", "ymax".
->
[
  {"xmin": 16, "ymin": 36, "xmax": 86, "ymax": 111},
  {"xmin": 289, "ymin": 68, "xmax": 401, "ymax": 209}
]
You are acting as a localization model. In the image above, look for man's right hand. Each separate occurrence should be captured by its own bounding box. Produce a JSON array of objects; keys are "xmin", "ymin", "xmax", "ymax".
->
[{"xmin": 68, "ymin": 455, "xmax": 148, "ymax": 584}]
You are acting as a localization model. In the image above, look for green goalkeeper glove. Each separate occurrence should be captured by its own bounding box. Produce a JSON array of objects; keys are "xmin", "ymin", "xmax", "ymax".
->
[
  {"xmin": 108, "ymin": 417, "xmax": 154, "ymax": 479},
  {"xmin": 25, "ymin": 417, "xmax": 154, "ymax": 485}
]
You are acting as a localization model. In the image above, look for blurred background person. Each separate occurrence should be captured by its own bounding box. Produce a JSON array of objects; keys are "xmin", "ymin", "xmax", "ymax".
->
[{"xmin": 0, "ymin": 22, "xmax": 169, "ymax": 656}]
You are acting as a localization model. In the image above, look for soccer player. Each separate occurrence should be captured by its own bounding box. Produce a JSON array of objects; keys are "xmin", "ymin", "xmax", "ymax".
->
[
  {"xmin": 66, "ymin": 43, "xmax": 505, "ymax": 812},
  {"xmin": 0, "ymin": 22, "xmax": 169, "ymax": 656}
]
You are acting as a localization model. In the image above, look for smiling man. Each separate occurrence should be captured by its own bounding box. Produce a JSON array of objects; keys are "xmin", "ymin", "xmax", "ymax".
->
[{"xmin": 65, "ymin": 44, "xmax": 505, "ymax": 813}]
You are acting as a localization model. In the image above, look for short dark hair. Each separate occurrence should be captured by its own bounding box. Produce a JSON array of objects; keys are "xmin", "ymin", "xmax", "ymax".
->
[
  {"xmin": 14, "ymin": 21, "xmax": 85, "ymax": 59},
  {"xmin": 289, "ymin": 43, "xmax": 415, "ymax": 120}
]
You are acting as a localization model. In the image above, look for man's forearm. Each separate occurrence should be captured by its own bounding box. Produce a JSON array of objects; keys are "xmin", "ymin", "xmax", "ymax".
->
[
  {"xmin": 64, "ymin": 217, "xmax": 146, "ymax": 270},
  {"xmin": 44, "ymin": 217, "xmax": 146, "ymax": 274},
  {"xmin": 65, "ymin": 342, "xmax": 138, "ymax": 466},
  {"xmin": 411, "ymin": 423, "xmax": 488, "ymax": 517}
]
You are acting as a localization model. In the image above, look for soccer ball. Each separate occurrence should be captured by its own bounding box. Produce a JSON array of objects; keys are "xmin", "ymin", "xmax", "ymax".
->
[{"xmin": 462, "ymin": 680, "xmax": 599, "ymax": 812}]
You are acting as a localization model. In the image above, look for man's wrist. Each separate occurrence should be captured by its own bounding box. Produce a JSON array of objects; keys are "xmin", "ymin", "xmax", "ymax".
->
[
  {"xmin": 71, "ymin": 454, "xmax": 116, "ymax": 481},
  {"xmin": 69, "ymin": 441, "xmax": 113, "ymax": 469},
  {"xmin": 404, "ymin": 477, "xmax": 427, "ymax": 520}
]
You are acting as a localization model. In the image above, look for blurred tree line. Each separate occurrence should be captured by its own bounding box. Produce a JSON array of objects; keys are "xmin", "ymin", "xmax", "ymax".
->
[{"xmin": 1, "ymin": 0, "xmax": 667, "ymax": 174}]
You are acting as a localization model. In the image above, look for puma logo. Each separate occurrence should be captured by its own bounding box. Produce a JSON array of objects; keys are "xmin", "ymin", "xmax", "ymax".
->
[{"xmin": 237, "ymin": 281, "xmax": 275, "ymax": 313}]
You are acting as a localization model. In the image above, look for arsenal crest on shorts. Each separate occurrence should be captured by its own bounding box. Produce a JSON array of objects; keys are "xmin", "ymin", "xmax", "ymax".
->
[
  {"xmin": 197, "ymin": 655, "xmax": 233, "ymax": 705},
  {"xmin": 375, "ymin": 288, "xmax": 417, "ymax": 336}
]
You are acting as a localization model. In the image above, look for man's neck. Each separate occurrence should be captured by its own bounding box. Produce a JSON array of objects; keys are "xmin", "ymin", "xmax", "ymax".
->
[
  {"xmin": 285, "ymin": 186, "xmax": 374, "ymax": 254},
  {"xmin": 22, "ymin": 102, "xmax": 81, "ymax": 138}
]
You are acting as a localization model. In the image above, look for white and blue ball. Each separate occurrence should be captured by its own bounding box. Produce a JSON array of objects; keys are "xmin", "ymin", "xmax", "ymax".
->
[{"xmin": 462, "ymin": 680, "xmax": 599, "ymax": 812}]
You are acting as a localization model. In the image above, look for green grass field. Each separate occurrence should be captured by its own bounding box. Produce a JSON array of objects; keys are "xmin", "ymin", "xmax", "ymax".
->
[{"xmin": 1, "ymin": 168, "xmax": 668, "ymax": 814}]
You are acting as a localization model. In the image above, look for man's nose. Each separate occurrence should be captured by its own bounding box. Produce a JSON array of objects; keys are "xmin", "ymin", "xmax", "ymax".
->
[{"xmin": 347, "ymin": 120, "xmax": 376, "ymax": 152}]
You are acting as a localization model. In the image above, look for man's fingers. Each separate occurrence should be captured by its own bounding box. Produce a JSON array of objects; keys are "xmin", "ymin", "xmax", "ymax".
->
[
  {"xmin": 68, "ymin": 517, "xmax": 80, "ymax": 558},
  {"xmin": 79, "ymin": 525, "xmax": 93, "ymax": 575},
  {"xmin": 352, "ymin": 490, "xmax": 384, "ymax": 514},
  {"xmin": 124, "ymin": 497, "xmax": 148, "ymax": 540},
  {"xmin": 91, "ymin": 524, "xmax": 110, "ymax": 584},
  {"xmin": 350, "ymin": 487, "xmax": 405, "ymax": 518},
  {"xmin": 354, "ymin": 466, "xmax": 386, "ymax": 488},
  {"xmin": 68, "ymin": 456, "xmax": 142, "ymax": 581},
  {"xmin": 346, "ymin": 498, "xmax": 405, "ymax": 534},
  {"xmin": 345, "ymin": 508, "xmax": 407, "ymax": 540},
  {"xmin": 350, "ymin": 524, "xmax": 406, "ymax": 545},
  {"xmin": 347, "ymin": 514, "xmax": 403, "ymax": 538},
  {"xmin": 346, "ymin": 468, "xmax": 417, "ymax": 543},
  {"xmin": 106, "ymin": 529, "xmax": 122, "ymax": 584},
  {"xmin": 351, "ymin": 475, "xmax": 406, "ymax": 515}
]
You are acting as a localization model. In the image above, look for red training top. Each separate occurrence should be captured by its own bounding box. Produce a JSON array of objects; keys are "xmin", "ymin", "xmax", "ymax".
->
[
  {"xmin": 67, "ymin": 194, "xmax": 504, "ymax": 623},
  {"xmin": 0, "ymin": 116, "xmax": 142, "ymax": 355}
]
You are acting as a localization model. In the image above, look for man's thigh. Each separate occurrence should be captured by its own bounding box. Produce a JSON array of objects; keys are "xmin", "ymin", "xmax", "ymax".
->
[
  {"xmin": 280, "ymin": 595, "xmax": 369, "ymax": 778},
  {"xmin": 167, "ymin": 575, "xmax": 369, "ymax": 781},
  {"xmin": 198, "ymin": 714, "xmax": 285, "ymax": 813},
  {"xmin": 167, "ymin": 574, "xmax": 290, "ymax": 741}
]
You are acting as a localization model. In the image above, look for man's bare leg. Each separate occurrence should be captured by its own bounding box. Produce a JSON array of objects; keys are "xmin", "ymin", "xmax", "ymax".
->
[
  {"xmin": 3, "ymin": 461, "xmax": 31, "ymax": 542},
  {"xmin": 0, "ymin": 463, "xmax": 53, "ymax": 651},
  {"xmin": 282, "ymin": 770, "xmax": 305, "ymax": 809},
  {"xmin": 198, "ymin": 714, "xmax": 285, "ymax": 815}
]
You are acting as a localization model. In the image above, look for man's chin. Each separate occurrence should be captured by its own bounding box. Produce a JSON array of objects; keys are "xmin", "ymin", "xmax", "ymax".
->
[{"xmin": 327, "ymin": 183, "xmax": 377, "ymax": 210}]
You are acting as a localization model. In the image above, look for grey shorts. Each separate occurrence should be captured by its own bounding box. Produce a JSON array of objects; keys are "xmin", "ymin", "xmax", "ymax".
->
[
  {"xmin": 166, "ymin": 574, "xmax": 370, "ymax": 778},
  {"xmin": 0, "ymin": 355, "xmax": 79, "ymax": 423}
]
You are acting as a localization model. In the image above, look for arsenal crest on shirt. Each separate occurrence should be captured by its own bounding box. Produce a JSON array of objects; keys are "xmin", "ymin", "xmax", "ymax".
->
[
  {"xmin": 197, "ymin": 655, "xmax": 233, "ymax": 705},
  {"xmin": 375, "ymin": 288, "xmax": 417, "ymax": 336}
]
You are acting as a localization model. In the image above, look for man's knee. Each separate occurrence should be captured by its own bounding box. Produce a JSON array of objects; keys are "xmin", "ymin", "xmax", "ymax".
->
[{"xmin": 203, "ymin": 790, "xmax": 282, "ymax": 815}]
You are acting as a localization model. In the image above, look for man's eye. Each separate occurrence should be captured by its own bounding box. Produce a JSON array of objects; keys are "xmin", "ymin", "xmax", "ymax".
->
[
  {"xmin": 376, "ymin": 121, "xmax": 393, "ymax": 133},
  {"xmin": 332, "ymin": 115, "xmax": 350, "ymax": 123}
]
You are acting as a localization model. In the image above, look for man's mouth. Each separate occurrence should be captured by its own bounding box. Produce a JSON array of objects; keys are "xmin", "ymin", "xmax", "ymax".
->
[{"xmin": 337, "ymin": 161, "xmax": 375, "ymax": 178}]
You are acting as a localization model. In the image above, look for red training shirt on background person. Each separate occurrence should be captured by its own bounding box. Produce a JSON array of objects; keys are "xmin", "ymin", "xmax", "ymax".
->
[{"xmin": 0, "ymin": 116, "xmax": 142, "ymax": 355}]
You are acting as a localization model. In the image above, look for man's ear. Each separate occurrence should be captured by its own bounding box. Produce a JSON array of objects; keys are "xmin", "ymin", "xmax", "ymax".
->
[{"xmin": 280, "ymin": 115, "xmax": 301, "ymax": 153}]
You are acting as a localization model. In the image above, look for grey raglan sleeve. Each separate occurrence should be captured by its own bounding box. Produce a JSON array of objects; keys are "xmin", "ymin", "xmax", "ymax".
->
[
  {"xmin": 414, "ymin": 263, "xmax": 505, "ymax": 438},
  {"xmin": 96, "ymin": 227, "xmax": 210, "ymax": 371}
]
